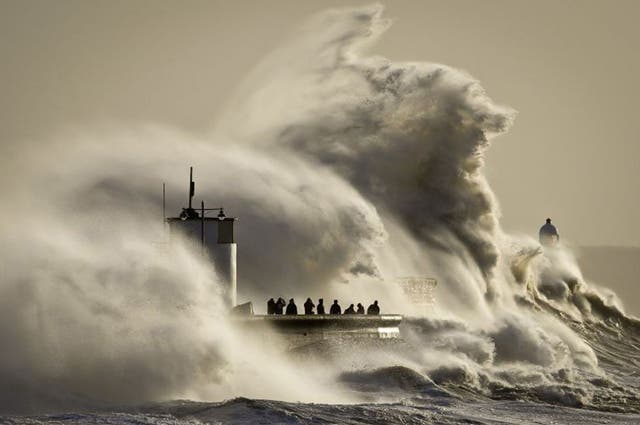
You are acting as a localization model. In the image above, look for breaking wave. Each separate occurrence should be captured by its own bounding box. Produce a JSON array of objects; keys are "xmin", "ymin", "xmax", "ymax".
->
[{"xmin": 0, "ymin": 4, "xmax": 638, "ymax": 419}]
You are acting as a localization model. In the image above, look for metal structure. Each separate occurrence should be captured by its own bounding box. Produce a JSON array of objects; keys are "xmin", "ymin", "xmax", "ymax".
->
[
  {"xmin": 397, "ymin": 276, "xmax": 437, "ymax": 307},
  {"xmin": 166, "ymin": 167, "xmax": 237, "ymax": 308}
]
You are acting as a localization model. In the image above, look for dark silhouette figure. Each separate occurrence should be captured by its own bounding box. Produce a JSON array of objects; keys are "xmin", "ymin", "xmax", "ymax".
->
[
  {"xmin": 539, "ymin": 218, "xmax": 560, "ymax": 246},
  {"xmin": 330, "ymin": 300, "xmax": 341, "ymax": 315},
  {"xmin": 267, "ymin": 298, "xmax": 276, "ymax": 315},
  {"xmin": 344, "ymin": 304, "xmax": 356, "ymax": 314},
  {"xmin": 275, "ymin": 297, "xmax": 286, "ymax": 315},
  {"xmin": 285, "ymin": 298, "xmax": 298, "ymax": 315},
  {"xmin": 317, "ymin": 299, "xmax": 325, "ymax": 315},
  {"xmin": 356, "ymin": 303, "xmax": 365, "ymax": 314},
  {"xmin": 304, "ymin": 298, "xmax": 315, "ymax": 315},
  {"xmin": 367, "ymin": 300, "xmax": 380, "ymax": 315}
]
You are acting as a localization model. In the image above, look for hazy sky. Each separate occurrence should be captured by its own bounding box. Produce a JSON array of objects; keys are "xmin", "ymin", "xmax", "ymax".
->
[{"xmin": 2, "ymin": 0, "xmax": 638, "ymax": 247}]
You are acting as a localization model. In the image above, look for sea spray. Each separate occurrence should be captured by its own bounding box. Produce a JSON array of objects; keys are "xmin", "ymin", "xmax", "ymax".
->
[
  {"xmin": 0, "ymin": 131, "xmax": 363, "ymax": 412},
  {"xmin": 215, "ymin": 4, "xmax": 638, "ymax": 409},
  {"xmin": 1, "ymin": 4, "xmax": 639, "ymax": 415}
]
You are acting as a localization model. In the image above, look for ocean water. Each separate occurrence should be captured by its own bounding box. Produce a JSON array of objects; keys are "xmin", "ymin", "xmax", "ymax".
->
[
  {"xmin": 4, "ymin": 312, "xmax": 640, "ymax": 424},
  {"xmin": 6, "ymin": 398, "xmax": 639, "ymax": 425}
]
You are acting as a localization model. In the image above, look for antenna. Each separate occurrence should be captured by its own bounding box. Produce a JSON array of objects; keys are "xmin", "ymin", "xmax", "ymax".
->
[
  {"xmin": 201, "ymin": 200, "xmax": 205, "ymax": 256},
  {"xmin": 162, "ymin": 182, "xmax": 166, "ymax": 232},
  {"xmin": 188, "ymin": 166, "xmax": 195, "ymax": 210}
]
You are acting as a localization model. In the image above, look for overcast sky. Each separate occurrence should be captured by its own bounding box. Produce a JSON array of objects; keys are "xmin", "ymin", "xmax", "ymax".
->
[{"xmin": 2, "ymin": 0, "xmax": 638, "ymax": 247}]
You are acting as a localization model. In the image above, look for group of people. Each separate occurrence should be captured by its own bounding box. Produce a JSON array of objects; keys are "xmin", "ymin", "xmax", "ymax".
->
[{"xmin": 266, "ymin": 297, "xmax": 380, "ymax": 316}]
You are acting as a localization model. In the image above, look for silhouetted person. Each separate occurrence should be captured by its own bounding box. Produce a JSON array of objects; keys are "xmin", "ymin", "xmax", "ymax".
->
[
  {"xmin": 285, "ymin": 298, "xmax": 298, "ymax": 315},
  {"xmin": 367, "ymin": 300, "xmax": 380, "ymax": 315},
  {"xmin": 330, "ymin": 299, "xmax": 341, "ymax": 315},
  {"xmin": 317, "ymin": 298, "xmax": 325, "ymax": 315},
  {"xmin": 304, "ymin": 298, "xmax": 315, "ymax": 315},
  {"xmin": 275, "ymin": 297, "xmax": 286, "ymax": 315},
  {"xmin": 344, "ymin": 304, "xmax": 356, "ymax": 314},
  {"xmin": 267, "ymin": 298, "xmax": 276, "ymax": 315},
  {"xmin": 356, "ymin": 303, "xmax": 365, "ymax": 314},
  {"xmin": 539, "ymin": 218, "xmax": 560, "ymax": 246}
]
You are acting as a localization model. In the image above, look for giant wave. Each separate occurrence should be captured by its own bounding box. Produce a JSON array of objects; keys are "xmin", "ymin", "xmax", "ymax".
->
[{"xmin": 1, "ymin": 5, "xmax": 639, "ymax": 423}]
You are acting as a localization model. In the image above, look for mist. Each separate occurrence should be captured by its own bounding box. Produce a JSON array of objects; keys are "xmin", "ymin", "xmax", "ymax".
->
[{"xmin": 0, "ymin": 4, "xmax": 634, "ymax": 414}]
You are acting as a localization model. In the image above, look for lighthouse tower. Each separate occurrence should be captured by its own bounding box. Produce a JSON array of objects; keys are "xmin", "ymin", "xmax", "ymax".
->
[
  {"xmin": 166, "ymin": 167, "xmax": 237, "ymax": 308},
  {"xmin": 539, "ymin": 218, "xmax": 559, "ymax": 247}
]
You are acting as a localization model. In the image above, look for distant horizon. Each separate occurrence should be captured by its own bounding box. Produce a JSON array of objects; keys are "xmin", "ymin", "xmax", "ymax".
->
[{"xmin": 578, "ymin": 245, "xmax": 640, "ymax": 249}]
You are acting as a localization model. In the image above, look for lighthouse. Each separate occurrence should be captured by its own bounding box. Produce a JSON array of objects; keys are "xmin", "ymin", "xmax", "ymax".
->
[
  {"xmin": 166, "ymin": 167, "xmax": 237, "ymax": 308},
  {"xmin": 539, "ymin": 218, "xmax": 559, "ymax": 247}
]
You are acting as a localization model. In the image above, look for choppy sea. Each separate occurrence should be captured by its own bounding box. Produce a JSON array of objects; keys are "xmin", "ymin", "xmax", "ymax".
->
[{"xmin": 4, "ymin": 313, "xmax": 640, "ymax": 425}]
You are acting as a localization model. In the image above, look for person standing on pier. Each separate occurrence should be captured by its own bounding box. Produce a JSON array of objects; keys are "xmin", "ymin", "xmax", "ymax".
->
[
  {"xmin": 304, "ymin": 298, "xmax": 315, "ymax": 315},
  {"xmin": 367, "ymin": 300, "xmax": 380, "ymax": 315},
  {"xmin": 330, "ymin": 300, "xmax": 341, "ymax": 315},
  {"xmin": 285, "ymin": 298, "xmax": 298, "ymax": 315},
  {"xmin": 275, "ymin": 297, "xmax": 286, "ymax": 314}
]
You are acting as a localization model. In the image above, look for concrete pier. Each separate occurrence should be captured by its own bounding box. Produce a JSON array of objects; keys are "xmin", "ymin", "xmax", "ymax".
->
[{"xmin": 232, "ymin": 314, "xmax": 403, "ymax": 349}]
